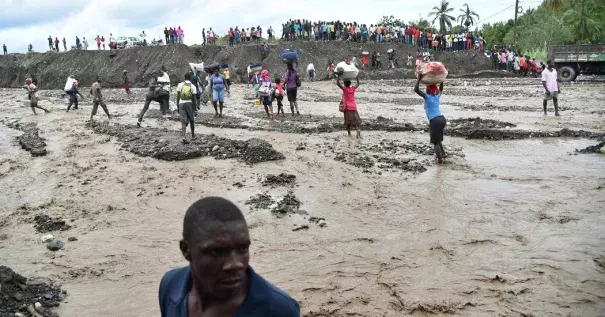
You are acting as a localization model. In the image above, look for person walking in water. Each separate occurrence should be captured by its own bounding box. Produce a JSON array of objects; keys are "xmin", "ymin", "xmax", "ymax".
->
[
  {"xmin": 336, "ymin": 76, "xmax": 362, "ymax": 138},
  {"xmin": 284, "ymin": 63, "xmax": 300, "ymax": 115},
  {"xmin": 210, "ymin": 67, "xmax": 229, "ymax": 117},
  {"xmin": 66, "ymin": 77, "xmax": 84, "ymax": 112},
  {"xmin": 122, "ymin": 70, "xmax": 131, "ymax": 96},
  {"xmin": 176, "ymin": 72, "xmax": 198, "ymax": 143},
  {"xmin": 137, "ymin": 71, "xmax": 169, "ymax": 127},
  {"xmin": 541, "ymin": 60, "xmax": 561, "ymax": 116},
  {"xmin": 24, "ymin": 78, "xmax": 50, "ymax": 115},
  {"xmin": 89, "ymin": 77, "xmax": 111, "ymax": 124},
  {"xmin": 414, "ymin": 74, "xmax": 447, "ymax": 163}
]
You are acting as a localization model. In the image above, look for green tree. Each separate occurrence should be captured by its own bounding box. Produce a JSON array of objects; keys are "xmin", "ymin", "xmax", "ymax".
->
[
  {"xmin": 546, "ymin": 0, "xmax": 565, "ymax": 47},
  {"xmin": 562, "ymin": 0, "xmax": 603, "ymax": 43},
  {"xmin": 428, "ymin": 0, "xmax": 455, "ymax": 34},
  {"xmin": 457, "ymin": 3, "xmax": 480, "ymax": 31},
  {"xmin": 378, "ymin": 15, "xmax": 404, "ymax": 26}
]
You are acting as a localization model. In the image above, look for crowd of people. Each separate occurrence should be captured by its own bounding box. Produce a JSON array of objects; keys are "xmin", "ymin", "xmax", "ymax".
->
[
  {"xmin": 278, "ymin": 19, "xmax": 486, "ymax": 52},
  {"xmin": 225, "ymin": 26, "xmax": 276, "ymax": 46},
  {"xmin": 491, "ymin": 47, "xmax": 545, "ymax": 77}
]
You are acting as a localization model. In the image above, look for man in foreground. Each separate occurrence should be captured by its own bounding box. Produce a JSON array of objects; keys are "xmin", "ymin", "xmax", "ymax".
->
[
  {"xmin": 159, "ymin": 197, "xmax": 300, "ymax": 317},
  {"xmin": 541, "ymin": 60, "xmax": 561, "ymax": 116}
]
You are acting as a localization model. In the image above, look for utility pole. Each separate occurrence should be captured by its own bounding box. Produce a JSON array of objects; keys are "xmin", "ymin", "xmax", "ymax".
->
[{"xmin": 513, "ymin": 0, "xmax": 519, "ymax": 47}]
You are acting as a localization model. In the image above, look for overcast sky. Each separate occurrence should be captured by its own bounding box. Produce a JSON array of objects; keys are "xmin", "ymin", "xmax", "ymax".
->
[{"xmin": 0, "ymin": 0, "xmax": 541, "ymax": 53}]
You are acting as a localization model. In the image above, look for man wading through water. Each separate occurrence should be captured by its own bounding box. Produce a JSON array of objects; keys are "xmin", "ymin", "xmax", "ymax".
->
[
  {"xmin": 123, "ymin": 70, "xmax": 131, "ymax": 97},
  {"xmin": 158, "ymin": 197, "xmax": 300, "ymax": 317},
  {"xmin": 541, "ymin": 60, "xmax": 561, "ymax": 116},
  {"xmin": 89, "ymin": 78, "xmax": 111, "ymax": 124},
  {"xmin": 24, "ymin": 78, "xmax": 50, "ymax": 115},
  {"xmin": 137, "ymin": 70, "xmax": 170, "ymax": 127},
  {"xmin": 414, "ymin": 74, "xmax": 447, "ymax": 163},
  {"xmin": 176, "ymin": 72, "xmax": 198, "ymax": 144}
]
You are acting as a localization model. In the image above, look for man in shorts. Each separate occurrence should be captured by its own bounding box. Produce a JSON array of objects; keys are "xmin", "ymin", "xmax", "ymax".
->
[
  {"xmin": 176, "ymin": 72, "xmax": 197, "ymax": 143},
  {"xmin": 541, "ymin": 60, "xmax": 561, "ymax": 116},
  {"xmin": 414, "ymin": 74, "xmax": 447, "ymax": 163},
  {"xmin": 24, "ymin": 78, "xmax": 50, "ymax": 115},
  {"xmin": 89, "ymin": 78, "xmax": 111, "ymax": 124}
]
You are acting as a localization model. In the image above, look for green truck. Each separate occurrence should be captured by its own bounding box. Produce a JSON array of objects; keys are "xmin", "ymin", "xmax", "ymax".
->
[{"xmin": 548, "ymin": 44, "xmax": 605, "ymax": 82}]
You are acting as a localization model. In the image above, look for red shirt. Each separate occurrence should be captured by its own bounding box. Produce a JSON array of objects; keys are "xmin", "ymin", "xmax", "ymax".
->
[{"xmin": 342, "ymin": 86, "xmax": 358, "ymax": 111}]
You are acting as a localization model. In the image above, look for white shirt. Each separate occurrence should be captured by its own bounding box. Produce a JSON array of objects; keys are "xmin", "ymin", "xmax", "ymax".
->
[
  {"xmin": 157, "ymin": 71, "xmax": 170, "ymax": 90},
  {"xmin": 177, "ymin": 80, "xmax": 198, "ymax": 98},
  {"xmin": 541, "ymin": 68, "xmax": 559, "ymax": 92},
  {"xmin": 307, "ymin": 63, "xmax": 315, "ymax": 72},
  {"xmin": 110, "ymin": 36, "xmax": 115, "ymax": 43}
]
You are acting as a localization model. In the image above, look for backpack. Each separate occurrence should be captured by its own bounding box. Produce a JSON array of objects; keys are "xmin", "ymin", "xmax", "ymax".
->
[{"xmin": 180, "ymin": 83, "xmax": 192, "ymax": 100}]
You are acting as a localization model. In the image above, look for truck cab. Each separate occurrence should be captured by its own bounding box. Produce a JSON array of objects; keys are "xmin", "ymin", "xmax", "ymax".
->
[{"xmin": 548, "ymin": 44, "xmax": 605, "ymax": 82}]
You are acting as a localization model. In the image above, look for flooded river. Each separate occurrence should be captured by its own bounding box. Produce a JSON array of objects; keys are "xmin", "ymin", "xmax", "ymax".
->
[{"xmin": 0, "ymin": 78, "xmax": 604, "ymax": 316}]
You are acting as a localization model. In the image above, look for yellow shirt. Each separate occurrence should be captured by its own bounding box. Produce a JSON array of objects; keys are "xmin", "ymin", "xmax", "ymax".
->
[
  {"xmin": 224, "ymin": 70, "xmax": 230, "ymax": 79},
  {"xmin": 329, "ymin": 24, "xmax": 335, "ymax": 32}
]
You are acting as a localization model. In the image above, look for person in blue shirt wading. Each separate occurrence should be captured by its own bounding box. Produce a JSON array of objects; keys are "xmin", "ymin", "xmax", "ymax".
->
[
  {"xmin": 159, "ymin": 197, "xmax": 300, "ymax": 317},
  {"xmin": 414, "ymin": 74, "xmax": 447, "ymax": 163},
  {"xmin": 210, "ymin": 68, "xmax": 229, "ymax": 117}
]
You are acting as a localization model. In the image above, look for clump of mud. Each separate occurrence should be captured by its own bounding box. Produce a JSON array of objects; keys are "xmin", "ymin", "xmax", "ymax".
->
[
  {"xmin": 446, "ymin": 117, "xmax": 602, "ymax": 140},
  {"xmin": 576, "ymin": 139, "xmax": 605, "ymax": 154},
  {"xmin": 0, "ymin": 266, "xmax": 66, "ymax": 317},
  {"xmin": 90, "ymin": 122, "xmax": 284, "ymax": 164},
  {"xmin": 262, "ymin": 173, "xmax": 297, "ymax": 187},
  {"xmin": 272, "ymin": 192, "xmax": 303, "ymax": 215},
  {"xmin": 33, "ymin": 214, "xmax": 72, "ymax": 233},
  {"xmin": 2, "ymin": 120, "xmax": 47, "ymax": 156},
  {"xmin": 245, "ymin": 193, "xmax": 274, "ymax": 210}
]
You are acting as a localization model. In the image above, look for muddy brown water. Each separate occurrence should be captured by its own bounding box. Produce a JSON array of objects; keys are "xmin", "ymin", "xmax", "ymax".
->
[{"xmin": 0, "ymin": 77, "xmax": 604, "ymax": 317}]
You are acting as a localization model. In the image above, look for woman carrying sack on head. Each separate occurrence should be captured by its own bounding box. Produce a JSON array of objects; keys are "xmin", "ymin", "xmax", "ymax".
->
[{"xmin": 336, "ymin": 76, "xmax": 362, "ymax": 138}]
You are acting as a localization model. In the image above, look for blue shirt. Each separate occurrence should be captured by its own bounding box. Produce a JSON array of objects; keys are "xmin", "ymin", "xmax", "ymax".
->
[
  {"xmin": 211, "ymin": 74, "xmax": 225, "ymax": 91},
  {"xmin": 424, "ymin": 93, "xmax": 442, "ymax": 120},
  {"xmin": 159, "ymin": 266, "xmax": 300, "ymax": 317}
]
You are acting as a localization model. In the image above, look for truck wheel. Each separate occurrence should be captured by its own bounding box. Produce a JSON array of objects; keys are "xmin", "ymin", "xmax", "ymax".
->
[{"xmin": 558, "ymin": 66, "xmax": 577, "ymax": 82}]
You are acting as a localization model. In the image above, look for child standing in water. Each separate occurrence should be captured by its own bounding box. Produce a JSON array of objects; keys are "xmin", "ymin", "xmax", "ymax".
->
[
  {"xmin": 414, "ymin": 74, "xmax": 446, "ymax": 163},
  {"xmin": 274, "ymin": 77, "xmax": 285, "ymax": 115},
  {"xmin": 336, "ymin": 76, "xmax": 362, "ymax": 138}
]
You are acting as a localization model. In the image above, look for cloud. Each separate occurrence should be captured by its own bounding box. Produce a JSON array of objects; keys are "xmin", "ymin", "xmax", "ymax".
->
[{"xmin": 0, "ymin": 0, "xmax": 517, "ymax": 53}]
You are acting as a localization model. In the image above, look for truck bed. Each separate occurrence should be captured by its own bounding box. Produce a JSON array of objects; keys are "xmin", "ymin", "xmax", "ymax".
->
[{"xmin": 549, "ymin": 44, "xmax": 605, "ymax": 63}]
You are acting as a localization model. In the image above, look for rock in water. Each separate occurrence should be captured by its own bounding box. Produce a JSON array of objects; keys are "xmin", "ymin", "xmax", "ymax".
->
[
  {"xmin": 40, "ymin": 234, "xmax": 54, "ymax": 242},
  {"xmin": 46, "ymin": 240, "xmax": 64, "ymax": 251}
]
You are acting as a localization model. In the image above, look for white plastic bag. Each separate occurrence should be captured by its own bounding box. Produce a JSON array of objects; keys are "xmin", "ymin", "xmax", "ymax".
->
[
  {"xmin": 335, "ymin": 61, "xmax": 359, "ymax": 80},
  {"xmin": 189, "ymin": 62, "xmax": 204, "ymax": 73}
]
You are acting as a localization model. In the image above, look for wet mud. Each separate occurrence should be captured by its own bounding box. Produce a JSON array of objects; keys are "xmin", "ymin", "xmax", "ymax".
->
[
  {"xmin": 32, "ymin": 214, "xmax": 72, "ymax": 233},
  {"xmin": 0, "ymin": 77, "xmax": 604, "ymax": 317},
  {"xmin": 2, "ymin": 120, "xmax": 47, "ymax": 157},
  {"xmin": 576, "ymin": 139, "xmax": 605, "ymax": 154},
  {"xmin": 0, "ymin": 266, "xmax": 66, "ymax": 317},
  {"xmin": 262, "ymin": 173, "xmax": 297, "ymax": 187},
  {"xmin": 90, "ymin": 122, "xmax": 284, "ymax": 163}
]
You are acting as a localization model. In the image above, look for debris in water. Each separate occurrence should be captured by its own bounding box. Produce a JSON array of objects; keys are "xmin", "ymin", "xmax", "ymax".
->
[
  {"xmin": 262, "ymin": 173, "xmax": 297, "ymax": 187},
  {"xmin": 245, "ymin": 193, "xmax": 274, "ymax": 210},
  {"xmin": 2, "ymin": 120, "xmax": 47, "ymax": 157},
  {"xmin": 46, "ymin": 240, "xmax": 64, "ymax": 251},
  {"xmin": 272, "ymin": 192, "xmax": 302, "ymax": 215},
  {"xmin": 33, "ymin": 215, "xmax": 71, "ymax": 233}
]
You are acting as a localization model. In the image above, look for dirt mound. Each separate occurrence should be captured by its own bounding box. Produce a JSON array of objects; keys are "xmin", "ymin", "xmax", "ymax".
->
[
  {"xmin": 245, "ymin": 193, "xmax": 274, "ymax": 210},
  {"xmin": 0, "ymin": 266, "xmax": 66, "ymax": 317},
  {"xmin": 272, "ymin": 192, "xmax": 303, "ymax": 215},
  {"xmin": 262, "ymin": 173, "xmax": 297, "ymax": 187},
  {"xmin": 2, "ymin": 120, "xmax": 47, "ymax": 157},
  {"xmin": 90, "ymin": 122, "xmax": 284, "ymax": 163},
  {"xmin": 576, "ymin": 140, "xmax": 605, "ymax": 154},
  {"xmin": 32, "ymin": 214, "xmax": 72, "ymax": 233},
  {"xmin": 0, "ymin": 43, "xmax": 492, "ymax": 89}
]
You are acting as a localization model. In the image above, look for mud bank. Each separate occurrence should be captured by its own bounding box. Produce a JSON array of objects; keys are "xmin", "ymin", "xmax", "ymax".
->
[
  {"xmin": 0, "ymin": 266, "xmax": 66, "ymax": 317},
  {"xmin": 90, "ymin": 122, "xmax": 284, "ymax": 163},
  {"xmin": 2, "ymin": 120, "xmax": 47, "ymax": 157},
  {"xmin": 0, "ymin": 43, "xmax": 491, "ymax": 89}
]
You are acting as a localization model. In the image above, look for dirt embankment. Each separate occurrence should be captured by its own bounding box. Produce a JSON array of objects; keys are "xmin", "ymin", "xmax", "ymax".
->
[{"xmin": 0, "ymin": 42, "xmax": 491, "ymax": 89}]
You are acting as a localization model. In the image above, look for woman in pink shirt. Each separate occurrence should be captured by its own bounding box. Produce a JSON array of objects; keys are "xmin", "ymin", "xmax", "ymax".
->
[
  {"xmin": 177, "ymin": 27, "xmax": 184, "ymax": 44},
  {"xmin": 336, "ymin": 76, "xmax": 362, "ymax": 138}
]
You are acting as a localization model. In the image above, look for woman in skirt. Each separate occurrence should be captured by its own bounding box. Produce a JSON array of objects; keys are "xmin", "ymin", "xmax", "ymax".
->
[{"xmin": 336, "ymin": 76, "xmax": 362, "ymax": 138}]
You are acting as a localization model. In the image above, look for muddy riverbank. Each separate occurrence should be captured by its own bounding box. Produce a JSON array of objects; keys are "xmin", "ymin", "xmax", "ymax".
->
[{"xmin": 0, "ymin": 77, "xmax": 604, "ymax": 317}]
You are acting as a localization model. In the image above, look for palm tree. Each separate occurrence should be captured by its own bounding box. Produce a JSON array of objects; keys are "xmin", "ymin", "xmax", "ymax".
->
[
  {"xmin": 546, "ymin": 0, "xmax": 565, "ymax": 48},
  {"xmin": 428, "ymin": 0, "xmax": 455, "ymax": 34},
  {"xmin": 457, "ymin": 3, "xmax": 480, "ymax": 31},
  {"xmin": 562, "ymin": 0, "xmax": 602, "ymax": 43}
]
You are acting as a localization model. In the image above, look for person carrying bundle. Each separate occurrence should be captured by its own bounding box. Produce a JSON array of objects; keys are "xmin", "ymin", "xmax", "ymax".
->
[{"xmin": 413, "ymin": 62, "xmax": 448, "ymax": 163}]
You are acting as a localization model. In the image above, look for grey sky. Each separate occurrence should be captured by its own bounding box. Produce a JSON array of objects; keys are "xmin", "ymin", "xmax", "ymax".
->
[{"xmin": 0, "ymin": 0, "xmax": 540, "ymax": 53}]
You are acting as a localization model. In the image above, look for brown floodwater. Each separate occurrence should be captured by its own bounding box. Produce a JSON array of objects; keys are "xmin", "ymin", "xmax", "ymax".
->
[{"xmin": 0, "ymin": 78, "xmax": 604, "ymax": 317}]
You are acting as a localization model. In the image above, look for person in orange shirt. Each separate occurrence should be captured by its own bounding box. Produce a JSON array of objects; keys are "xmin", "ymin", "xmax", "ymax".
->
[
  {"xmin": 361, "ymin": 54, "xmax": 369, "ymax": 70},
  {"xmin": 376, "ymin": 25, "xmax": 383, "ymax": 43}
]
